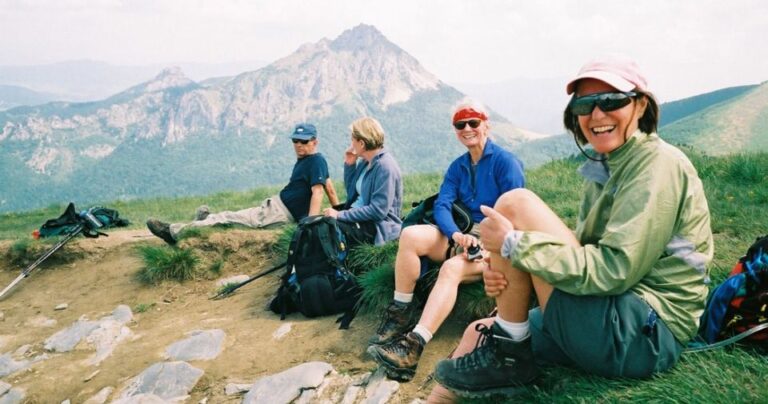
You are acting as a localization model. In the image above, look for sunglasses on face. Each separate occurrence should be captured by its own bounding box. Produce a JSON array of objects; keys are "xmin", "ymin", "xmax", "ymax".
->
[
  {"xmin": 292, "ymin": 138, "xmax": 314, "ymax": 145},
  {"xmin": 569, "ymin": 91, "xmax": 637, "ymax": 116},
  {"xmin": 453, "ymin": 119, "xmax": 482, "ymax": 130}
]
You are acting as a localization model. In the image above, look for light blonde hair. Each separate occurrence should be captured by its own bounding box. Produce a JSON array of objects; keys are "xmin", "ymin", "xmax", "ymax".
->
[{"xmin": 350, "ymin": 117, "xmax": 386, "ymax": 150}]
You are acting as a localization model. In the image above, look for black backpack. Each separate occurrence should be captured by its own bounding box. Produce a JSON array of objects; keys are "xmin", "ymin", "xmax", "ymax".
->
[
  {"xmin": 269, "ymin": 216, "xmax": 361, "ymax": 328},
  {"xmin": 402, "ymin": 193, "xmax": 473, "ymax": 234}
]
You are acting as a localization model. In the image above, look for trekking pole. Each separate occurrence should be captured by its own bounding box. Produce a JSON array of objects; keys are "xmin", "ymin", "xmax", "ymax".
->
[
  {"xmin": 211, "ymin": 260, "xmax": 287, "ymax": 300},
  {"xmin": 0, "ymin": 223, "xmax": 84, "ymax": 300}
]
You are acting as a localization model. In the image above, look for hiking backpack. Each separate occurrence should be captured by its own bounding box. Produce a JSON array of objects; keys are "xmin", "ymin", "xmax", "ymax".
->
[
  {"xmin": 269, "ymin": 216, "xmax": 361, "ymax": 328},
  {"xmin": 37, "ymin": 202, "xmax": 130, "ymax": 238},
  {"xmin": 402, "ymin": 193, "xmax": 473, "ymax": 233},
  {"xmin": 698, "ymin": 235, "xmax": 768, "ymax": 347}
]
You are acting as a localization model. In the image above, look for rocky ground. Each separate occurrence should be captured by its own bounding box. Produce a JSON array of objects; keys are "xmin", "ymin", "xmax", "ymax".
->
[{"xmin": 0, "ymin": 228, "xmax": 467, "ymax": 403}]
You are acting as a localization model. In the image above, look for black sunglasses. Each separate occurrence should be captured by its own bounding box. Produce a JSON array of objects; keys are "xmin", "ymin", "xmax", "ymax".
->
[
  {"xmin": 291, "ymin": 138, "xmax": 314, "ymax": 144},
  {"xmin": 453, "ymin": 119, "xmax": 482, "ymax": 130},
  {"xmin": 569, "ymin": 92, "xmax": 637, "ymax": 116}
]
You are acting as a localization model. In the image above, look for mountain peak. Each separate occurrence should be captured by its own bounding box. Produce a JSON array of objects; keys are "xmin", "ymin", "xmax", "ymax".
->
[
  {"xmin": 330, "ymin": 24, "xmax": 396, "ymax": 52},
  {"xmin": 144, "ymin": 67, "xmax": 194, "ymax": 93}
]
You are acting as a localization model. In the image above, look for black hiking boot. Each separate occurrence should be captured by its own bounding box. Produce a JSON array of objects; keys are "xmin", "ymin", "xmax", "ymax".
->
[
  {"xmin": 368, "ymin": 301, "xmax": 417, "ymax": 346},
  {"xmin": 146, "ymin": 219, "xmax": 176, "ymax": 245},
  {"xmin": 433, "ymin": 322, "xmax": 540, "ymax": 398},
  {"xmin": 195, "ymin": 205, "xmax": 210, "ymax": 221},
  {"xmin": 367, "ymin": 332, "xmax": 425, "ymax": 382}
]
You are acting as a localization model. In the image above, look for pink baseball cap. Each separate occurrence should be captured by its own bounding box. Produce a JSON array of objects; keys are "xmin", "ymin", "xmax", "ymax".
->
[{"xmin": 566, "ymin": 55, "xmax": 648, "ymax": 95}]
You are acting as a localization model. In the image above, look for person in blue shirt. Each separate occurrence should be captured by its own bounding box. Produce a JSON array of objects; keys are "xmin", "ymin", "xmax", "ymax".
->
[
  {"xmin": 146, "ymin": 123, "xmax": 339, "ymax": 245},
  {"xmin": 323, "ymin": 117, "xmax": 403, "ymax": 247},
  {"xmin": 367, "ymin": 98, "xmax": 526, "ymax": 381}
]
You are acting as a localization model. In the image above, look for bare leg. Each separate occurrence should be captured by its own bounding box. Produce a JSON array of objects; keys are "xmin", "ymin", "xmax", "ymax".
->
[
  {"xmin": 417, "ymin": 255, "xmax": 485, "ymax": 334},
  {"xmin": 490, "ymin": 189, "xmax": 581, "ymax": 320},
  {"xmin": 394, "ymin": 225, "xmax": 450, "ymax": 294}
]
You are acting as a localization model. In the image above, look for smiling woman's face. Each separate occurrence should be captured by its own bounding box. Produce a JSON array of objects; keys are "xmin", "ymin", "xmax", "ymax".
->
[
  {"xmin": 576, "ymin": 78, "xmax": 646, "ymax": 154},
  {"xmin": 454, "ymin": 119, "xmax": 489, "ymax": 149}
]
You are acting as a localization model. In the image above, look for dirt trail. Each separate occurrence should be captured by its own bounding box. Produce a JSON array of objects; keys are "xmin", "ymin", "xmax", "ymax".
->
[{"xmin": 0, "ymin": 228, "xmax": 465, "ymax": 403}]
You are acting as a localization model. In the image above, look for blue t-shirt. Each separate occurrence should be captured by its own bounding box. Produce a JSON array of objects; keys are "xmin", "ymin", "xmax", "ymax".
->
[{"xmin": 279, "ymin": 153, "xmax": 329, "ymax": 220}]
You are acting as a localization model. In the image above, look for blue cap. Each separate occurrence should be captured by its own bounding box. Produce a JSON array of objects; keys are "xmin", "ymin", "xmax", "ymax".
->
[{"xmin": 291, "ymin": 123, "xmax": 317, "ymax": 140}]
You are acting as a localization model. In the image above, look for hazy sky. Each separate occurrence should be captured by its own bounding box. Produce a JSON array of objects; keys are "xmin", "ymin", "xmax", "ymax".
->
[{"xmin": 1, "ymin": 0, "xmax": 766, "ymax": 101}]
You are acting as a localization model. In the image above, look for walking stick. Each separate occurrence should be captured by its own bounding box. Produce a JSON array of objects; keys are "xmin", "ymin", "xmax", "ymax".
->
[
  {"xmin": 211, "ymin": 260, "xmax": 287, "ymax": 300},
  {"xmin": 0, "ymin": 224, "xmax": 84, "ymax": 300}
]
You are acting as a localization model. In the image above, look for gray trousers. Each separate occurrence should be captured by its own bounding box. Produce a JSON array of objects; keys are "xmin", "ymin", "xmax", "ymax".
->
[{"xmin": 170, "ymin": 195, "xmax": 294, "ymax": 237}]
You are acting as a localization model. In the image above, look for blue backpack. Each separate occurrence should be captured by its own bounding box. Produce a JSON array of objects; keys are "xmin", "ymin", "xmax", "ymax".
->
[
  {"xmin": 38, "ymin": 202, "xmax": 130, "ymax": 238},
  {"xmin": 694, "ymin": 235, "xmax": 768, "ymax": 350}
]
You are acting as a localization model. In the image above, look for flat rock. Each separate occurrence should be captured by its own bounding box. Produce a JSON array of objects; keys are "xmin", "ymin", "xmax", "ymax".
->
[
  {"xmin": 224, "ymin": 383, "xmax": 251, "ymax": 396},
  {"xmin": 55, "ymin": 303, "xmax": 69, "ymax": 311},
  {"xmin": 0, "ymin": 353, "xmax": 30, "ymax": 378},
  {"xmin": 43, "ymin": 317, "xmax": 99, "ymax": 352},
  {"xmin": 83, "ymin": 386, "xmax": 113, "ymax": 404},
  {"xmin": 44, "ymin": 305, "xmax": 133, "ymax": 359},
  {"xmin": 0, "ymin": 386, "xmax": 25, "ymax": 404},
  {"xmin": 242, "ymin": 361, "xmax": 334, "ymax": 404},
  {"xmin": 84, "ymin": 318, "xmax": 133, "ymax": 365},
  {"xmin": 272, "ymin": 323, "xmax": 292, "ymax": 340},
  {"xmin": 363, "ymin": 368, "xmax": 400, "ymax": 404},
  {"xmin": 118, "ymin": 361, "xmax": 204, "ymax": 400},
  {"xmin": 111, "ymin": 393, "xmax": 169, "ymax": 404},
  {"xmin": 216, "ymin": 275, "xmax": 250, "ymax": 287},
  {"xmin": 0, "ymin": 382, "xmax": 10, "ymax": 396},
  {"xmin": 165, "ymin": 329, "xmax": 225, "ymax": 361}
]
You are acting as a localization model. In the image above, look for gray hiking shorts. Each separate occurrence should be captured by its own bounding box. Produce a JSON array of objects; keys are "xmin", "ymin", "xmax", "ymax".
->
[{"xmin": 529, "ymin": 289, "xmax": 684, "ymax": 378}]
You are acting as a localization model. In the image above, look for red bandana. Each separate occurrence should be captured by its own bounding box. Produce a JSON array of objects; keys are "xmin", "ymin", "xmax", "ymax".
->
[{"xmin": 452, "ymin": 108, "xmax": 488, "ymax": 123}]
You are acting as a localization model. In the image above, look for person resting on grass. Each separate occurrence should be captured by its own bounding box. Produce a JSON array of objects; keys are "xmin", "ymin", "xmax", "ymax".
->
[
  {"xmin": 323, "ymin": 116, "xmax": 403, "ymax": 247},
  {"xmin": 146, "ymin": 123, "xmax": 339, "ymax": 245},
  {"xmin": 366, "ymin": 98, "xmax": 525, "ymax": 382},
  {"xmin": 428, "ymin": 55, "xmax": 714, "ymax": 401}
]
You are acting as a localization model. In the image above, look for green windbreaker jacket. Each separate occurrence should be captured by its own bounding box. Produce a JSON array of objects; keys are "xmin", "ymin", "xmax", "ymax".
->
[{"xmin": 509, "ymin": 131, "xmax": 713, "ymax": 342}]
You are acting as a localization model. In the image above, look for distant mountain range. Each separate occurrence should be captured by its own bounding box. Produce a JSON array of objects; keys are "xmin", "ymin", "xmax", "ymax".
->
[
  {"xmin": 0, "ymin": 60, "xmax": 267, "ymax": 103},
  {"xmin": 0, "ymin": 24, "xmax": 544, "ymax": 213}
]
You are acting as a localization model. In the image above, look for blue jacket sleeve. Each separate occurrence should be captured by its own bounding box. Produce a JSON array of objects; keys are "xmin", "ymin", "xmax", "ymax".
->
[
  {"xmin": 343, "ymin": 161, "xmax": 361, "ymax": 206},
  {"xmin": 496, "ymin": 153, "xmax": 525, "ymax": 191},
  {"xmin": 434, "ymin": 162, "xmax": 461, "ymax": 238}
]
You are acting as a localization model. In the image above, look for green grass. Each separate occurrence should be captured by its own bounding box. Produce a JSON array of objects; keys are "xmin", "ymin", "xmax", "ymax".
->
[
  {"xmin": 135, "ymin": 245, "xmax": 200, "ymax": 284},
  {"xmin": 2, "ymin": 151, "xmax": 768, "ymax": 401}
]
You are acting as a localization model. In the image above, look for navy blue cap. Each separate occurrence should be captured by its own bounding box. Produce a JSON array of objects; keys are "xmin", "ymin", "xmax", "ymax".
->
[{"xmin": 291, "ymin": 123, "xmax": 317, "ymax": 140}]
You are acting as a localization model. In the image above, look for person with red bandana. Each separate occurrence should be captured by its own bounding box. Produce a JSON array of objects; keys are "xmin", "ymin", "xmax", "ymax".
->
[
  {"xmin": 428, "ymin": 55, "xmax": 713, "ymax": 401},
  {"xmin": 367, "ymin": 98, "xmax": 525, "ymax": 381}
]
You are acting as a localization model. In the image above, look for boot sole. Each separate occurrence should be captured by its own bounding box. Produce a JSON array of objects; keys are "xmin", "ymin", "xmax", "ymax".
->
[{"xmin": 366, "ymin": 345, "xmax": 416, "ymax": 382}]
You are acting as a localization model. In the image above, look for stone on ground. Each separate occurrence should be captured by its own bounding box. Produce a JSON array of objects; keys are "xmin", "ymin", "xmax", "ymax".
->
[
  {"xmin": 118, "ymin": 361, "xmax": 204, "ymax": 400},
  {"xmin": 242, "ymin": 361, "xmax": 334, "ymax": 404},
  {"xmin": 165, "ymin": 329, "xmax": 226, "ymax": 361}
]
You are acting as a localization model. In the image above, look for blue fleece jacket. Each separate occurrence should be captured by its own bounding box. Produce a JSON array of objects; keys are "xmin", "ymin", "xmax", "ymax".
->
[
  {"xmin": 338, "ymin": 149, "xmax": 403, "ymax": 245},
  {"xmin": 434, "ymin": 139, "xmax": 525, "ymax": 238}
]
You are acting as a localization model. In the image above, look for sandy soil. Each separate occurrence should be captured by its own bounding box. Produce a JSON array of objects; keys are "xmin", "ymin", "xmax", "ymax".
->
[{"xmin": 0, "ymin": 228, "xmax": 467, "ymax": 403}]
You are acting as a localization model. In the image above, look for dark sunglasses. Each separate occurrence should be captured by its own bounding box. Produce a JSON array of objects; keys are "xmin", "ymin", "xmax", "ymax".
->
[
  {"xmin": 291, "ymin": 138, "xmax": 314, "ymax": 144},
  {"xmin": 453, "ymin": 119, "xmax": 482, "ymax": 130},
  {"xmin": 569, "ymin": 91, "xmax": 637, "ymax": 116}
]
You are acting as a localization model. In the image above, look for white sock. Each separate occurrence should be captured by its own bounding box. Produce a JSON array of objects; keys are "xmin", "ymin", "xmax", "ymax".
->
[
  {"xmin": 412, "ymin": 324, "xmax": 433, "ymax": 344},
  {"xmin": 494, "ymin": 315, "xmax": 530, "ymax": 342},
  {"xmin": 393, "ymin": 291, "xmax": 413, "ymax": 304}
]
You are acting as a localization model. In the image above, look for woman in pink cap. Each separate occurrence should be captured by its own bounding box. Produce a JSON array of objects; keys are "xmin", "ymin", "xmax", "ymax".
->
[
  {"xmin": 366, "ymin": 97, "xmax": 525, "ymax": 382},
  {"xmin": 427, "ymin": 55, "xmax": 714, "ymax": 401}
]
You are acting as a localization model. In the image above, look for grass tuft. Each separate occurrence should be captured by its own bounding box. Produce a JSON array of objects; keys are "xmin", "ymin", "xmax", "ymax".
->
[{"xmin": 136, "ymin": 245, "xmax": 199, "ymax": 284}]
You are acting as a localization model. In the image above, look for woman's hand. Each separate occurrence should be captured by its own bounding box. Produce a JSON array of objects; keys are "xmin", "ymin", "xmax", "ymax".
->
[
  {"xmin": 483, "ymin": 258, "xmax": 508, "ymax": 297},
  {"xmin": 344, "ymin": 145, "xmax": 357, "ymax": 165},
  {"xmin": 479, "ymin": 205, "xmax": 514, "ymax": 254},
  {"xmin": 452, "ymin": 232, "xmax": 478, "ymax": 250},
  {"xmin": 323, "ymin": 207, "xmax": 339, "ymax": 218}
]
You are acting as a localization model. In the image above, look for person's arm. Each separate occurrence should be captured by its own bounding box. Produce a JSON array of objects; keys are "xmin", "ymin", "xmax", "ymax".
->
[
  {"xmin": 308, "ymin": 184, "xmax": 324, "ymax": 216},
  {"xmin": 337, "ymin": 157, "xmax": 399, "ymax": 223},
  {"xmin": 433, "ymin": 161, "xmax": 462, "ymax": 238},
  {"xmin": 324, "ymin": 178, "xmax": 340, "ymax": 207},
  {"xmin": 507, "ymin": 155, "xmax": 684, "ymax": 295}
]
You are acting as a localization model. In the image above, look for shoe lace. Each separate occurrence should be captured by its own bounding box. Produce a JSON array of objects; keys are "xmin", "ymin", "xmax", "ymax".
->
[
  {"xmin": 382, "ymin": 334, "xmax": 415, "ymax": 357},
  {"xmin": 454, "ymin": 323, "xmax": 498, "ymax": 370}
]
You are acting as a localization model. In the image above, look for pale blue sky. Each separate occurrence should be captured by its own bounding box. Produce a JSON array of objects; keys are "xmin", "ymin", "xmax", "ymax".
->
[{"xmin": 1, "ymin": 0, "xmax": 766, "ymax": 101}]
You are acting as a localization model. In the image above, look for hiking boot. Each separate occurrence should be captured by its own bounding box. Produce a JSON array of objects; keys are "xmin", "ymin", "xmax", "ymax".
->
[
  {"xmin": 195, "ymin": 205, "xmax": 210, "ymax": 221},
  {"xmin": 146, "ymin": 219, "xmax": 176, "ymax": 245},
  {"xmin": 368, "ymin": 301, "xmax": 417, "ymax": 345},
  {"xmin": 367, "ymin": 332, "xmax": 425, "ymax": 382},
  {"xmin": 433, "ymin": 322, "xmax": 540, "ymax": 398}
]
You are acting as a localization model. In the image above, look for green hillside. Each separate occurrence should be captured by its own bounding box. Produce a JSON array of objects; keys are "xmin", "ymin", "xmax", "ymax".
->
[
  {"xmin": 661, "ymin": 82, "xmax": 768, "ymax": 155},
  {"xmin": 2, "ymin": 151, "xmax": 767, "ymax": 402},
  {"xmin": 659, "ymin": 84, "xmax": 758, "ymax": 126}
]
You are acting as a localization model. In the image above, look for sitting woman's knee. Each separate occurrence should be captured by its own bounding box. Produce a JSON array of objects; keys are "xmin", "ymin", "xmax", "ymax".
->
[
  {"xmin": 437, "ymin": 257, "xmax": 466, "ymax": 282},
  {"xmin": 495, "ymin": 188, "xmax": 539, "ymax": 218}
]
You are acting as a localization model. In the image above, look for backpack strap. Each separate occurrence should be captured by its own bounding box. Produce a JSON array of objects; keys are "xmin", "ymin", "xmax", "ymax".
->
[{"xmin": 686, "ymin": 323, "xmax": 768, "ymax": 353}]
